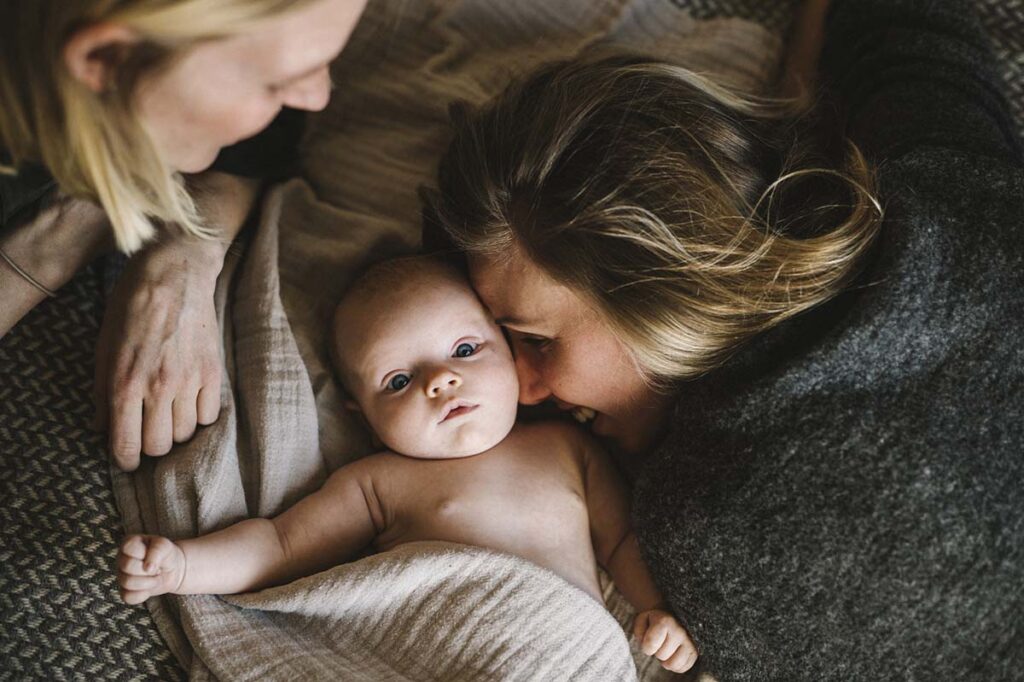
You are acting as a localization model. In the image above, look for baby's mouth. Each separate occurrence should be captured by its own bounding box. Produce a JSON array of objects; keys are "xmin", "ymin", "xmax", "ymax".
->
[{"xmin": 440, "ymin": 400, "xmax": 478, "ymax": 423}]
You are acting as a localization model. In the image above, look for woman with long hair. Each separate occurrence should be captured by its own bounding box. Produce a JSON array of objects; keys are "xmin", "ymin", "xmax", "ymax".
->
[
  {"xmin": 0, "ymin": 0, "xmax": 367, "ymax": 470},
  {"xmin": 425, "ymin": 0, "xmax": 1024, "ymax": 677}
]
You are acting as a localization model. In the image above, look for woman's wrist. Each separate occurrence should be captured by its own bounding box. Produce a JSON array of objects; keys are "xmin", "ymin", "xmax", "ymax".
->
[
  {"xmin": 134, "ymin": 232, "xmax": 226, "ymax": 294},
  {"xmin": 145, "ymin": 230, "xmax": 231, "ymax": 279}
]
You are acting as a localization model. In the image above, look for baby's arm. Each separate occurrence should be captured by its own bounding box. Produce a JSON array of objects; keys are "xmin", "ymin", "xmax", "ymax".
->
[
  {"xmin": 117, "ymin": 461, "xmax": 380, "ymax": 604},
  {"xmin": 580, "ymin": 433, "xmax": 698, "ymax": 674}
]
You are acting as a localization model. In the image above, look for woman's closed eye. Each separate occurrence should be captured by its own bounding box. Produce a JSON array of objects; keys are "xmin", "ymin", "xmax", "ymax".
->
[{"xmin": 513, "ymin": 332, "xmax": 553, "ymax": 351}]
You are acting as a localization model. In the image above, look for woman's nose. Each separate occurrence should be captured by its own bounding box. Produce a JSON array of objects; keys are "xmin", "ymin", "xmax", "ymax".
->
[
  {"xmin": 281, "ymin": 68, "xmax": 332, "ymax": 112},
  {"xmin": 515, "ymin": 353, "xmax": 551, "ymax": 405},
  {"xmin": 425, "ymin": 368, "xmax": 462, "ymax": 397}
]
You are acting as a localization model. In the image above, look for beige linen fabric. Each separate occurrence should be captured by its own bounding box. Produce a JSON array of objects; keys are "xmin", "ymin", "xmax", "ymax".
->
[{"xmin": 113, "ymin": 1, "xmax": 779, "ymax": 679}]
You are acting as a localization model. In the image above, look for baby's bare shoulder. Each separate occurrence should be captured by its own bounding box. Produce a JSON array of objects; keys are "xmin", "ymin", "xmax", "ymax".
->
[
  {"xmin": 324, "ymin": 451, "xmax": 406, "ymax": 489},
  {"xmin": 508, "ymin": 420, "xmax": 590, "ymax": 461}
]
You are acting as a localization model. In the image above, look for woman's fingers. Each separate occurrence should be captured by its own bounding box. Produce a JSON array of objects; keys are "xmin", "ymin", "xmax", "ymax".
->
[
  {"xmin": 142, "ymin": 395, "xmax": 174, "ymax": 457},
  {"xmin": 196, "ymin": 371, "xmax": 221, "ymax": 426},
  {"xmin": 109, "ymin": 391, "xmax": 144, "ymax": 471},
  {"xmin": 97, "ymin": 245, "xmax": 224, "ymax": 469},
  {"xmin": 171, "ymin": 390, "xmax": 199, "ymax": 444}
]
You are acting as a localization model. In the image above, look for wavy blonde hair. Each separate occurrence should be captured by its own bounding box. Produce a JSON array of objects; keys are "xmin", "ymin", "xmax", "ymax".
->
[
  {"xmin": 0, "ymin": 0, "xmax": 318, "ymax": 253},
  {"xmin": 425, "ymin": 54, "xmax": 883, "ymax": 386}
]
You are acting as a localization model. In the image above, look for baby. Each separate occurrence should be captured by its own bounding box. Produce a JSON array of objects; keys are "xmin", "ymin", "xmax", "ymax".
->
[{"xmin": 116, "ymin": 255, "xmax": 698, "ymax": 674}]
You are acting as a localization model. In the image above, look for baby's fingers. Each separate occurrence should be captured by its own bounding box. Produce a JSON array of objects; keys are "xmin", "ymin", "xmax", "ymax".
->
[
  {"xmin": 663, "ymin": 643, "xmax": 699, "ymax": 674},
  {"xmin": 639, "ymin": 618, "xmax": 669, "ymax": 656},
  {"xmin": 142, "ymin": 536, "xmax": 179, "ymax": 572},
  {"xmin": 118, "ymin": 552, "xmax": 154, "ymax": 577},
  {"xmin": 120, "ymin": 587, "xmax": 154, "ymax": 605},
  {"xmin": 120, "ymin": 535, "xmax": 149, "ymax": 561},
  {"xmin": 118, "ymin": 573, "xmax": 164, "ymax": 593}
]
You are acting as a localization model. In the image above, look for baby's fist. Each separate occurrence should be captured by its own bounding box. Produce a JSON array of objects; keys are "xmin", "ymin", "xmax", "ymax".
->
[
  {"xmin": 117, "ymin": 535, "xmax": 185, "ymax": 605},
  {"xmin": 633, "ymin": 608, "xmax": 698, "ymax": 673}
]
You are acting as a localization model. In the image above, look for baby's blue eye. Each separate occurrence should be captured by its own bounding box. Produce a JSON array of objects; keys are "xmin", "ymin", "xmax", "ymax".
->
[
  {"xmin": 454, "ymin": 343, "xmax": 477, "ymax": 358},
  {"xmin": 387, "ymin": 374, "xmax": 410, "ymax": 391}
]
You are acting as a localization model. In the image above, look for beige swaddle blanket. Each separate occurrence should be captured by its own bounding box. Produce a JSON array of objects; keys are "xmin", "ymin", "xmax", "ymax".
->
[{"xmin": 113, "ymin": 1, "xmax": 781, "ymax": 679}]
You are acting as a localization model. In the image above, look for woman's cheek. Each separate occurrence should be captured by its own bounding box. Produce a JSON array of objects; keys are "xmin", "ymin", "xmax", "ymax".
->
[{"xmin": 224, "ymin": 98, "xmax": 282, "ymax": 146}]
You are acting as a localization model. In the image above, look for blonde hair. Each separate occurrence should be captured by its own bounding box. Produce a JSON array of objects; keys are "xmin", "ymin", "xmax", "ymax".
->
[
  {"xmin": 0, "ymin": 0, "xmax": 318, "ymax": 253},
  {"xmin": 424, "ymin": 54, "xmax": 883, "ymax": 387}
]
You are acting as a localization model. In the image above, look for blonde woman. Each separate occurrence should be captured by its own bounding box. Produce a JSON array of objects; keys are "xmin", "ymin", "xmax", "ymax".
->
[
  {"xmin": 426, "ymin": 0, "xmax": 1024, "ymax": 678},
  {"xmin": 0, "ymin": 0, "xmax": 367, "ymax": 470}
]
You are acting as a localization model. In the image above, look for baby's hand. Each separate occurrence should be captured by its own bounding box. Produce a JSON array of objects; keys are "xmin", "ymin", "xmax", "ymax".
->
[
  {"xmin": 633, "ymin": 608, "xmax": 698, "ymax": 673},
  {"xmin": 117, "ymin": 535, "xmax": 185, "ymax": 605}
]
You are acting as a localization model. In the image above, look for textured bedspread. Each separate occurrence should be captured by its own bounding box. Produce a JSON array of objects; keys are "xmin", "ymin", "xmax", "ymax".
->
[
  {"xmin": 2, "ymin": 0, "xmax": 1021, "ymax": 679},
  {"xmin": 113, "ymin": 2, "xmax": 778, "ymax": 679}
]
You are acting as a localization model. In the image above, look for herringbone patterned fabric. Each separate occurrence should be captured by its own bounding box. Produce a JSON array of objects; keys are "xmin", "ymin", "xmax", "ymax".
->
[
  {"xmin": 978, "ymin": 0, "xmax": 1024, "ymax": 138},
  {"xmin": 0, "ymin": 265, "xmax": 183, "ymax": 682},
  {"xmin": 0, "ymin": 2, "xmax": 1020, "ymax": 679},
  {"xmin": 669, "ymin": 0, "xmax": 798, "ymax": 30}
]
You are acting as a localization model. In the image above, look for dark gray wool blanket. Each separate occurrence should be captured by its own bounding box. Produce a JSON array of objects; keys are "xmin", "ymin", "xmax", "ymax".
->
[{"xmin": 634, "ymin": 0, "xmax": 1024, "ymax": 680}]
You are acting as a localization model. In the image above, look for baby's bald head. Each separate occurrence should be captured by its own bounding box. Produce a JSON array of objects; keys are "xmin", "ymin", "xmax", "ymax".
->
[{"xmin": 331, "ymin": 255, "xmax": 469, "ymax": 390}]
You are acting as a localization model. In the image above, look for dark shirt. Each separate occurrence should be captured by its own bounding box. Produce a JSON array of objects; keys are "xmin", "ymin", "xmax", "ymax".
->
[
  {"xmin": 633, "ymin": 1, "xmax": 1024, "ymax": 680},
  {"xmin": 0, "ymin": 107, "xmax": 304, "ymax": 229}
]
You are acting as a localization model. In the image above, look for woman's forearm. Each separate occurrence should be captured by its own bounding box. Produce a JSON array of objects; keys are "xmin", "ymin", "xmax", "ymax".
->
[
  {"xmin": 0, "ymin": 195, "xmax": 112, "ymax": 338},
  {"xmin": 187, "ymin": 170, "xmax": 262, "ymax": 255}
]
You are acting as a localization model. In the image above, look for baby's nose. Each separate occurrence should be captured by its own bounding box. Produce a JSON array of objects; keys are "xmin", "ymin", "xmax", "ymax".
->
[{"xmin": 426, "ymin": 369, "xmax": 462, "ymax": 397}]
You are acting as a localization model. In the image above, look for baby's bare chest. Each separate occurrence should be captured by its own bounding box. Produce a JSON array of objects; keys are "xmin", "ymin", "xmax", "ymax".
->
[{"xmin": 374, "ymin": 442, "xmax": 590, "ymax": 553}]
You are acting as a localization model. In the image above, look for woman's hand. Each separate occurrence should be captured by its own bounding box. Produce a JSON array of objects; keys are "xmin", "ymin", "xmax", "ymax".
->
[
  {"xmin": 95, "ymin": 171, "xmax": 260, "ymax": 470},
  {"xmin": 95, "ymin": 237, "xmax": 225, "ymax": 470}
]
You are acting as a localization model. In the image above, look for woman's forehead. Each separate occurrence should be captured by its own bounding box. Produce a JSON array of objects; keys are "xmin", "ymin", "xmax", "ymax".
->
[{"xmin": 467, "ymin": 252, "xmax": 586, "ymax": 329}]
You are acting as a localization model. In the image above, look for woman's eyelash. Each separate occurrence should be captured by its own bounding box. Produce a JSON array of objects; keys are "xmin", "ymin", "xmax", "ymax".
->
[{"xmin": 520, "ymin": 335, "xmax": 552, "ymax": 348}]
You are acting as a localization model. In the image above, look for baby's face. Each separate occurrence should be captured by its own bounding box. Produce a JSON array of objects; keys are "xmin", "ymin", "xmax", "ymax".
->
[{"xmin": 337, "ymin": 268, "xmax": 519, "ymax": 459}]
